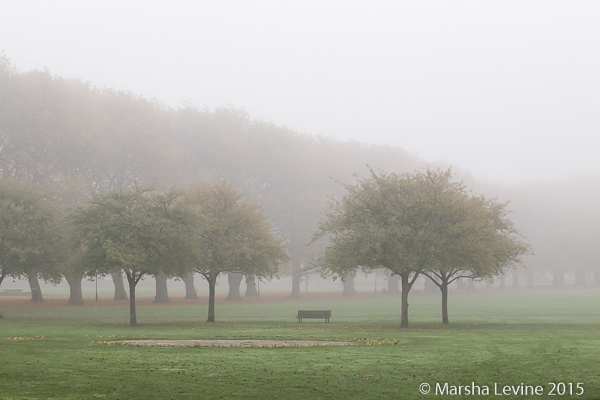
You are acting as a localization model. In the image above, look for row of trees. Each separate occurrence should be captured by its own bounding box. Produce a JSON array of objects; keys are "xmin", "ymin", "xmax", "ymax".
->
[
  {"xmin": 5, "ymin": 55, "xmax": 594, "ymax": 329},
  {"xmin": 1, "ymin": 170, "xmax": 528, "ymax": 328},
  {"xmin": 314, "ymin": 168, "xmax": 530, "ymax": 327},
  {"xmin": 0, "ymin": 55, "xmax": 427, "ymax": 304},
  {"xmin": 0, "ymin": 180, "xmax": 287, "ymax": 326}
]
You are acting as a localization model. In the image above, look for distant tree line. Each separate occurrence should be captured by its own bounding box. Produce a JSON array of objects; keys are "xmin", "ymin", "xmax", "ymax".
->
[
  {"xmin": 0, "ymin": 55, "xmax": 424, "ymax": 309},
  {"xmin": 1, "ymin": 55, "xmax": 597, "ymax": 327}
]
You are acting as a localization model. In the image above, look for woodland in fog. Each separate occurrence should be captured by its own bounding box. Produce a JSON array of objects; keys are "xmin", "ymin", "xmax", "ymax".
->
[{"xmin": 1, "ymin": 55, "xmax": 599, "ymax": 309}]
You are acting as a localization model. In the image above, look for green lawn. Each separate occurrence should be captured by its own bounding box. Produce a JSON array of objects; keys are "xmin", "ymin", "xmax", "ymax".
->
[{"xmin": 1, "ymin": 288, "xmax": 599, "ymax": 399}]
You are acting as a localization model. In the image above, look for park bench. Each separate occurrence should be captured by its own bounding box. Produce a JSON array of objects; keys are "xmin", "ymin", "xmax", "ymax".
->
[{"xmin": 296, "ymin": 310, "xmax": 331, "ymax": 323}]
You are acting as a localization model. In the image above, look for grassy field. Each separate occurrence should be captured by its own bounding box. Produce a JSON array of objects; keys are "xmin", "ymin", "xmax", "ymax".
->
[{"xmin": 1, "ymin": 287, "xmax": 600, "ymax": 399}]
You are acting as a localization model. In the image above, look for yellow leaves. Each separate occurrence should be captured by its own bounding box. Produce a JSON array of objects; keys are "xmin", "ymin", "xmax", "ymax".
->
[
  {"xmin": 182, "ymin": 183, "xmax": 288, "ymax": 280},
  {"xmin": 5, "ymin": 335, "xmax": 44, "ymax": 341}
]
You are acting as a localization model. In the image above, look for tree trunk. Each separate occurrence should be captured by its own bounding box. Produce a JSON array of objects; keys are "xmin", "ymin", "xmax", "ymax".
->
[
  {"xmin": 290, "ymin": 260, "xmax": 302, "ymax": 298},
  {"xmin": 467, "ymin": 277, "xmax": 475, "ymax": 291},
  {"xmin": 441, "ymin": 283, "xmax": 449, "ymax": 324},
  {"xmin": 128, "ymin": 278, "xmax": 137, "ymax": 327},
  {"xmin": 499, "ymin": 275, "xmax": 506, "ymax": 290},
  {"xmin": 512, "ymin": 270, "xmax": 519, "ymax": 287},
  {"xmin": 400, "ymin": 272, "xmax": 415, "ymax": 329},
  {"xmin": 575, "ymin": 270, "xmax": 586, "ymax": 285},
  {"xmin": 526, "ymin": 270, "xmax": 534, "ymax": 288},
  {"xmin": 112, "ymin": 271, "xmax": 128, "ymax": 300},
  {"xmin": 226, "ymin": 273, "xmax": 243, "ymax": 300},
  {"xmin": 153, "ymin": 272, "xmax": 170, "ymax": 303},
  {"xmin": 387, "ymin": 274, "xmax": 400, "ymax": 294},
  {"xmin": 27, "ymin": 272, "xmax": 43, "ymax": 302},
  {"xmin": 124, "ymin": 273, "xmax": 139, "ymax": 327},
  {"xmin": 207, "ymin": 278, "xmax": 216, "ymax": 322},
  {"xmin": 245, "ymin": 274, "xmax": 259, "ymax": 297},
  {"xmin": 183, "ymin": 273, "xmax": 199, "ymax": 299},
  {"xmin": 342, "ymin": 271, "xmax": 356, "ymax": 296},
  {"xmin": 65, "ymin": 273, "xmax": 85, "ymax": 305}
]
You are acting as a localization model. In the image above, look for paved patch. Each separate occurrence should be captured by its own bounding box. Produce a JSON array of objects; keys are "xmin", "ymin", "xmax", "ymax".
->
[{"xmin": 122, "ymin": 339, "xmax": 358, "ymax": 347}]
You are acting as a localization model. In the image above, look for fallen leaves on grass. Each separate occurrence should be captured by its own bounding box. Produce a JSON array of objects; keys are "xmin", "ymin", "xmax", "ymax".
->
[{"xmin": 4, "ymin": 335, "xmax": 44, "ymax": 341}]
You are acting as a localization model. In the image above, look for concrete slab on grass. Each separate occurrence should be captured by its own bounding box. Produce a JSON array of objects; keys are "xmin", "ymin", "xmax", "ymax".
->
[{"xmin": 122, "ymin": 339, "xmax": 358, "ymax": 347}]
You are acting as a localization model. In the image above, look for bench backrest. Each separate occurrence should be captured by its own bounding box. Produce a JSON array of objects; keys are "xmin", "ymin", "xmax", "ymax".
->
[{"xmin": 297, "ymin": 310, "xmax": 331, "ymax": 318}]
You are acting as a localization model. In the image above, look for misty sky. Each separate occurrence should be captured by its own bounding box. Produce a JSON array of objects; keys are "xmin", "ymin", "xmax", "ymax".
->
[{"xmin": 1, "ymin": 1, "xmax": 599, "ymax": 184}]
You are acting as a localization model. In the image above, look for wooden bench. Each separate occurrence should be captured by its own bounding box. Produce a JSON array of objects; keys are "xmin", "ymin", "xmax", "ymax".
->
[{"xmin": 296, "ymin": 310, "xmax": 331, "ymax": 323}]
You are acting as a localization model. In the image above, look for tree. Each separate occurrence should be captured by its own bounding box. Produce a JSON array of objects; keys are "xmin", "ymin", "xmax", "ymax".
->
[
  {"xmin": 111, "ymin": 271, "xmax": 128, "ymax": 300},
  {"xmin": 416, "ymin": 181, "xmax": 531, "ymax": 324},
  {"xmin": 182, "ymin": 272, "xmax": 199, "ymax": 299},
  {"xmin": 153, "ymin": 272, "xmax": 170, "ymax": 303},
  {"xmin": 315, "ymin": 168, "xmax": 529, "ymax": 328},
  {"xmin": 226, "ymin": 273, "xmax": 244, "ymax": 301},
  {"xmin": 0, "ymin": 179, "xmax": 62, "ymax": 298},
  {"xmin": 68, "ymin": 186, "xmax": 190, "ymax": 326},
  {"xmin": 181, "ymin": 183, "xmax": 288, "ymax": 322}
]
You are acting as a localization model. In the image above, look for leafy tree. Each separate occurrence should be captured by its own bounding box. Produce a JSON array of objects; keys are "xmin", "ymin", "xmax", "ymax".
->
[
  {"xmin": 0, "ymin": 179, "xmax": 62, "ymax": 300},
  {"xmin": 1, "ymin": 58, "xmax": 436, "ymax": 307},
  {"xmin": 315, "ymin": 168, "xmax": 529, "ymax": 328},
  {"xmin": 169, "ymin": 107, "xmax": 425, "ymax": 299},
  {"xmin": 181, "ymin": 183, "xmax": 288, "ymax": 322},
  {"xmin": 68, "ymin": 186, "xmax": 190, "ymax": 326},
  {"xmin": 414, "ymin": 177, "xmax": 531, "ymax": 324}
]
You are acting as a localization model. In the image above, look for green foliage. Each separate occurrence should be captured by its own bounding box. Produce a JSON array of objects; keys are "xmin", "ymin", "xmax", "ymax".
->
[
  {"xmin": 68, "ymin": 185, "xmax": 191, "ymax": 325},
  {"xmin": 315, "ymin": 168, "xmax": 530, "ymax": 327},
  {"xmin": 0, "ymin": 58, "xmax": 430, "ymax": 301},
  {"xmin": 70, "ymin": 186, "xmax": 185, "ymax": 277},
  {"xmin": 181, "ymin": 183, "xmax": 289, "ymax": 321},
  {"xmin": 317, "ymin": 168, "xmax": 440, "ymax": 276},
  {"xmin": 183, "ymin": 183, "xmax": 288, "ymax": 279},
  {"xmin": 416, "ymin": 175, "xmax": 532, "ymax": 321},
  {"xmin": 0, "ymin": 179, "xmax": 62, "ymax": 287}
]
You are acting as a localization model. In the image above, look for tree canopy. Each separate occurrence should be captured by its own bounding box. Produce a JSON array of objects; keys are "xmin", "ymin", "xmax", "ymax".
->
[
  {"xmin": 315, "ymin": 168, "xmax": 530, "ymax": 328},
  {"xmin": 68, "ymin": 186, "xmax": 190, "ymax": 326},
  {"xmin": 418, "ymin": 180, "xmax": 531, "ymax": 323},
  {"xmin": 1, "ymin": 56, "xmax": 557, "ymax": 312},
  {"xmin": 181, "ymin": 183, "xmax": 288, "ymax": 322},
  {"xmin": 0, "ymin": 179, "xmax": 62, "ymax": 293},
  {"xmin": 0, "ymin": 56, "xmax": 427, "ymax": 300}
]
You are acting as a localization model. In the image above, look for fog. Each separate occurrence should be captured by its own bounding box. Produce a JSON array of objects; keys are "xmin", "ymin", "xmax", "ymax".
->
[
  {"xmin": 1, "ymin": 1, "xmax": 599, "ymax": 183},
  {"xmin": 1, "ymin": 2, "xmax": 600, "ymax": 304}
]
